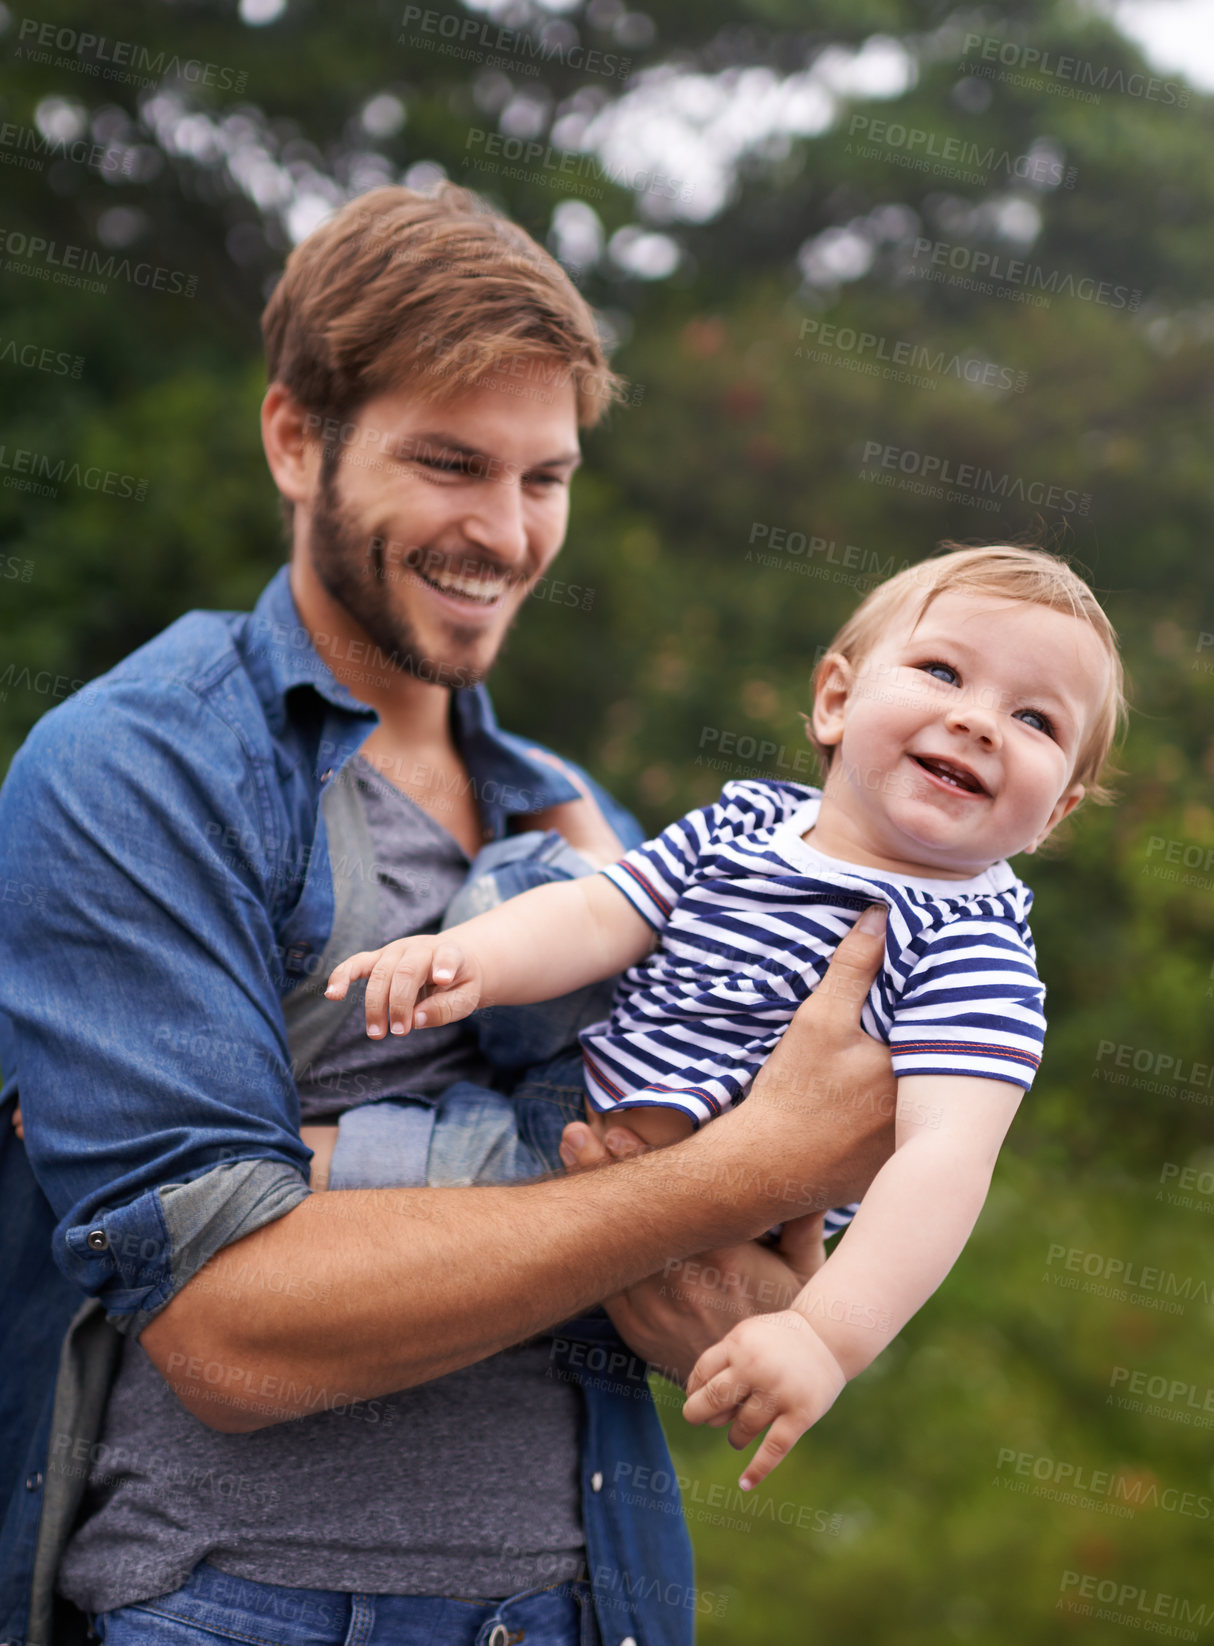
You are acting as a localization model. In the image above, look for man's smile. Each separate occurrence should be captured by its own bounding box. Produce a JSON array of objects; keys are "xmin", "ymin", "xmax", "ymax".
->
[{"xmin": 409, "ymin": 557, "xmax": 519, "ymax": 610}]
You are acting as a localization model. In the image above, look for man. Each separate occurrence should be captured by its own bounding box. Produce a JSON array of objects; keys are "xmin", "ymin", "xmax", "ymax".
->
[{"xmin": 0, "ymin": 184, "xmax": 894, "ymax": 1646}]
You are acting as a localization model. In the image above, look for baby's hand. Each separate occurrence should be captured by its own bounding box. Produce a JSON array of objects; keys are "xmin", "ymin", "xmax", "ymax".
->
[
  {"xmin": 325, "ymin": 936, "xmax": 484, "ymax": 1040},
  {"xmin": 683, "ymin": 1309, "xmax": 847, "ymax": 1490}
]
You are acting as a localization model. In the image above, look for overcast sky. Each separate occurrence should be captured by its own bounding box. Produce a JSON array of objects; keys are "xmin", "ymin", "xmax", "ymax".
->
[{"xmin": 1106, "ymin": 0, "xmax": 1214, "ymax": 89}]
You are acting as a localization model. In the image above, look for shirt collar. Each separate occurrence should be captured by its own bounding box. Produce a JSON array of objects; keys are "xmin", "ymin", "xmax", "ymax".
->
[
  {"xmin": 247, "ymin": 565, "xmax": 581, "ymax": 818},
  {"xmin": 248, "ymin": 564, "xmax": 373, "ymax": 717}
]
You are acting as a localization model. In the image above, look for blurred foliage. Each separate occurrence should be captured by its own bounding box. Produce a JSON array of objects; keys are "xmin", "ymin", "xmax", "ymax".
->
[{"xmin": 2, "ymin": 0, "xmax": 1213, "ymax": 1637}]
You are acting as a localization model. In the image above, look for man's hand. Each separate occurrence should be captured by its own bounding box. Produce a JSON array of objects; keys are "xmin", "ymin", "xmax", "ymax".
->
[
  {"xmin": 734, "ymin": 904, "xmax": 896, "ymax": 1208},
  {"xmin": 325, "ymin": 935, "xmax": 485, "ymax": 1038},
  {"xmin": 558, "ymin": 1121, "xmax": 817, "ymax": 1387},
  {"xmin": 775, "ymin": 1212, "xmax": 827, "ymax": 1281}
]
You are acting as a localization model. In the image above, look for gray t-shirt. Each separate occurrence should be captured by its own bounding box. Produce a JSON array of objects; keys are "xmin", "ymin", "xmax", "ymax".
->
[
  {"xmin": 296, "ymin": 756, "xmax": 495, "ymax": 1119},
  {"xmin": 58, "ymin": 756, "xmax": 584, "ymax": 1612}
]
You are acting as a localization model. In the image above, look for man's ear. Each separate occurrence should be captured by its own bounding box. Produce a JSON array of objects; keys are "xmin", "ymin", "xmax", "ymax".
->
[
  {"xmin": 1023, "ymin": 783, "xmax": 1085, "ymax": 853},
  {"xmin": 811, "ymin": 653, "xmax": 853, "ymax": 753},
  {"xmin": 261, "ymin": 383, "xmax": 321, "ymax": 510}
]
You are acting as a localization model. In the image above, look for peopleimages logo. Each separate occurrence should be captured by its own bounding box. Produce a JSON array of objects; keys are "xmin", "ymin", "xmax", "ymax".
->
[
  {"xmin": 846, "ymin": 113, "xmax": 1072, "ymax": 189},
  {"xmin": 0, "ymin": 334, "xmax": 83, "ymax": 378},
  {"xmin": 960, "ymin": 33, "xmax": 1188, "ymax": 107},
  {"xmin": 14, "ymin": 19, "xmax": 248, "ymax": 92},
  {"xmin": 0, "ymin": 445, "xmax": 148, "ymax": 503},
  {"xmin": 797, "ymin": 318, "xmax": 1027, "ymax": 394},
  {"xmin": 1058, "ymin": 1570, "xmax": 1213, "ymax": 1632},
  {"xmin": 859, "ymin": 441, "xmax": 1091, "ymax": 514},
  {"xmin": 0, "ymin": 228, "xmax": 197, "ymax": 298},
  {"xmin": 400, "ymin": 6, "xmax": 632, "ymax": 81},
  {"xmin": 0, "ymin": 122, "xmax": 135, "ymax": 178},
  {"xmin": 1043, "ymin": 1242, "xmax": 1207, "ymax": 1312},
  {"xmin": 462, "ymin": 128, "xmax": 691, "ymax": 204},
  {"xmin": 910, "ymin": 236, "xmax": 1142, "ymax": 311}
]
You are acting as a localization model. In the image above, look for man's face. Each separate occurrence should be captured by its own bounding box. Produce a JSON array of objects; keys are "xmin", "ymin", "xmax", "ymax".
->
[{"xmin": 301, "ymin": 375, "xmax": 581, "ymax": 687}]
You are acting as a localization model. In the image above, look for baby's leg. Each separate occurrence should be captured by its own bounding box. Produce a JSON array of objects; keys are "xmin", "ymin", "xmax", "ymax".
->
[{"xmin": 583, "ymin": 1096, "xmax": 695, "ymax": 1151}]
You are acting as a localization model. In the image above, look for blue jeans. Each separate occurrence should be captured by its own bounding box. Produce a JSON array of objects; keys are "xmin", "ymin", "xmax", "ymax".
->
[{"xmin": 95, "ymin": 1560, "xmax": 595, "ymax": 1645}]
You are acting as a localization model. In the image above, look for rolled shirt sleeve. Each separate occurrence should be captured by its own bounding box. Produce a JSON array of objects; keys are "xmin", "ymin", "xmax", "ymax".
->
[{"xmin": 0, "ymin": 673, "xmax": 313, "ymax": 1332}]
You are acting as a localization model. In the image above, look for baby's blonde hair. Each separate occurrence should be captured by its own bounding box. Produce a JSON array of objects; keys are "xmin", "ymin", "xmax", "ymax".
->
[{"xmin": 811, "ymin": 543, "xmax": 1126, "ymax": 804}]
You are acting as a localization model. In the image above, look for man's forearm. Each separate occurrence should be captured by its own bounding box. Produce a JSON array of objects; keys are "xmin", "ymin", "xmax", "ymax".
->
[{"xmin": 143, "ymin": 1116, "xmax": 793, "ymax": 1432}]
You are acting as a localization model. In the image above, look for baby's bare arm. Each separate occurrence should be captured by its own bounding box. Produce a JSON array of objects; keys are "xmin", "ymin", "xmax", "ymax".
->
[
  {"xmin": 327, "ymin": 873, "xmax": 654, "ymax": 1037},
  {"xmin": 787, "ymin": 1073, "xmax": 1023, "ymax": 1378},
  {"xmin": 447, "ymin": 873, "xmax": 654, "ymax": 1004},
  {"xmin": 684, "ymin": 1072, "xmax": 1022, "ymax": 1486}
]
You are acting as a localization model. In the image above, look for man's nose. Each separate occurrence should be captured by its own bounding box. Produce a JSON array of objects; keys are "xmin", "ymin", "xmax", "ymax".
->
[{"xmin": 462, "ymin": 474, "xmax": 529, "ymax": 567}]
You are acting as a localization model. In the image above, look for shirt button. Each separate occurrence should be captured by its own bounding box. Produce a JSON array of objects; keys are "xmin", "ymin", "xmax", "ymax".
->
[
  {"xmin": 86, "ymin": 1229, "xmax": 108, "ymax": 1251},
  {"xmin": 591, "ymin": 1471, "xmax": 603, "ymax": 1492},
  {"xmin": 620, "ymin": 1637, "xmax": 638, "ymax": 1646},
  {"xmin": 319, "ymin": 767, "xmax": 334, "ymax": 783},
  {"xmin": 25, "ymin": 1471, "xmax": 43, "ymax": 1491}
]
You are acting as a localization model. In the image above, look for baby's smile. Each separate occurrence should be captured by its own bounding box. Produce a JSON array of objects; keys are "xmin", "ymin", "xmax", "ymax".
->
[{"xmin": 907, "ymin": 751, "xmax": 991, "ymax": 797}]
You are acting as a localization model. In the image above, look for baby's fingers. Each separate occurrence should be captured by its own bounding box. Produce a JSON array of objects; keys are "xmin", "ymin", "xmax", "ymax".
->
[
  {"xmin": 683, "ymin": 1365, "xmax": 750, "ymax": 1429},
  {"xmin": 737, "ymin": 1413, "xmax": 806, "ymax": 1492},
  {"xmin": 364, "ymin": 941, "xmax": 429, "ymax": 1037},
  {"xmin": 413, "ymin": 988, "xmax": 478, "ymax": 1030},
  {"xmin": 684, "ymin": 1340, "xmax": 729, "ymax": 1401},
  {"xmin": 324, "ymin": 950, "xmax": 381, "ymax": 1001},
  {"xmin": 428, "ymin": 940, "xmax": 466, "ymax": 988},
  {"xmin": 726, "ymin": 1386, "xmax": 781, "ymax": 1453},
  {"xmin": 411, "ymin": 942, "xmax": 468, "ymax": 1024}
]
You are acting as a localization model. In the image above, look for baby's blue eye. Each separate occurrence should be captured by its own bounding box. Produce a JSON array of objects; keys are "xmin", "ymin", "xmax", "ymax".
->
[
  {"xmin": 919, "ymin": 661, "xmax": 958, "ymax": 685},
  {"xmin": 1015, "ymin": 708, "xmax": 1054, "ymax": 736}
]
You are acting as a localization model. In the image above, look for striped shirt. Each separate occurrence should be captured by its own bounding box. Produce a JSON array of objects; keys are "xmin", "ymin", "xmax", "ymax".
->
[{"xmin": 580, "ymin": 781, "xmax": 1045, "ymax": 1233}]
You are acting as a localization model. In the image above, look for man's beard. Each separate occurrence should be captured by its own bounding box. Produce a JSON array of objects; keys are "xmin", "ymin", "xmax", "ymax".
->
[{"xmin": 308, "ymin": 449, "xmax": 512, "ymax": 686}]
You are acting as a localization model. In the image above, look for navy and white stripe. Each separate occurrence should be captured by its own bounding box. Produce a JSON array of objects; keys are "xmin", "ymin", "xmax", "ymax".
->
[{"xmin": 580, "ymin": 780, "xmax": 1045, "ymax": 1238}]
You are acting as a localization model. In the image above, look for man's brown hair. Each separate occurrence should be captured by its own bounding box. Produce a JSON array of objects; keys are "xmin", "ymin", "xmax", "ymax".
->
[{"xmin": 261, "ymin": 182, "xmax": 623, "ymax": 434}]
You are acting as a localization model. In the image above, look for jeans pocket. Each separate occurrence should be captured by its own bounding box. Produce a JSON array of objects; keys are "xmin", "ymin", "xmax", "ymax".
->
[{"xmin": 97, "ymin": 1606, "xmax": 243, "ymax": 1645}]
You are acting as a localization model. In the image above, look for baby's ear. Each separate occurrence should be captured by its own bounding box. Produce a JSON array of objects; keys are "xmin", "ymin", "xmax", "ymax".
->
[
  {"xmin": 1034, "ymin": 783, "xmax": 1086, "ymax": 850},
  {"xmin": 811, "ymin": 653, "xmax": 852, "ymax": 751}
]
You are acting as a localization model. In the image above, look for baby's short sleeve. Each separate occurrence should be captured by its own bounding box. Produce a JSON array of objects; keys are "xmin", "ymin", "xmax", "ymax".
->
[
  {"xmin": 889, "ymin": 909, "xmax": 1047, "ymax": 1090},
  {"xmin": 600, "ymin": 779, "xmax": 810, "ymax": 932}
]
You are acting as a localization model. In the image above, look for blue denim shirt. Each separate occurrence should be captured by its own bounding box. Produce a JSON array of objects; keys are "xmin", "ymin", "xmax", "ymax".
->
[{"xmin": 0, "ymin": 566, "xmax": 698, "ymax": 1646}]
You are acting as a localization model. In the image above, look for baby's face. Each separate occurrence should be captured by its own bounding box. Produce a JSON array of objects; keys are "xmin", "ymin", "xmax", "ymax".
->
[{"xmin": 814, "ymin": 590, "xmax": 1109, "ymax": 875}]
